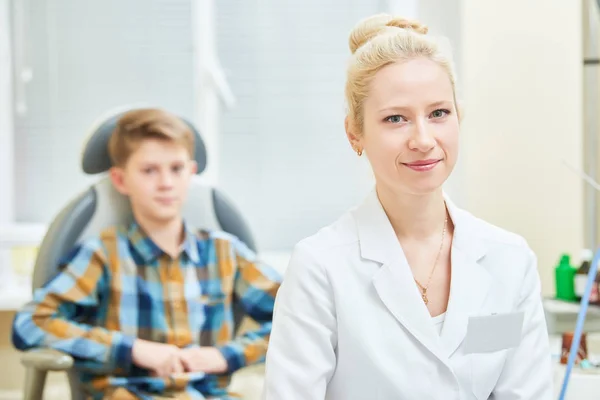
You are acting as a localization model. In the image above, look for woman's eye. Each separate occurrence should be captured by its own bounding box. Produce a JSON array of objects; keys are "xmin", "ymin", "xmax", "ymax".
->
[
  {"xmin": 431, "ymin": 109, "xmax": 450, "ymax": 119},
  {"xmin": 385, "ymin": 115, "xmax": 406, "ymax": 124}
]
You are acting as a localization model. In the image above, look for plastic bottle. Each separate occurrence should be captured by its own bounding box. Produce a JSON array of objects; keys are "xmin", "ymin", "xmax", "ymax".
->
[
  {"xmin": 575, "ymin": 249, "xmax": 593, "ymax": 301},
  {"xmin": 556, "ymin": 254, "xmax": 577, "ymax": 301},
  {"xmin": 591, "ymin": 274, "xmax": 600, "ymax": 305}
]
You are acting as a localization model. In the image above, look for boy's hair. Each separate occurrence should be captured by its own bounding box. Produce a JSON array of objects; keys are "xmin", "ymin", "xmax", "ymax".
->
[{"xmin": 108, "ymin": 108, "xmax": 195, "ymax": 167}]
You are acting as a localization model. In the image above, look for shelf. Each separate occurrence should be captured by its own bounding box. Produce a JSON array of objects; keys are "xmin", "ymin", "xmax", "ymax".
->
[
  {"xmin": 544, "ymin": 298, "xmax": 600, "ymax": 334},
  {"xmin": 0, "ymin": 285, "xmax": 31, "ymax": 311},
  {"xmin": 0, "ymin": 223, "xmax": 47, "ymax": 247},
  {"xmin": 544, "ymin": 298, "xmax": 600, "ymax": 315}
]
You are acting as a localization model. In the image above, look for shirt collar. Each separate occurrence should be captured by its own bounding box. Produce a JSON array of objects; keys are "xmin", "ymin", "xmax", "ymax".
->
[
  {"xmin": 128, "ymin": 220, "xmax": 200, "ymax": 264},
  {"xmin": 181, "ymin": 222, "xmax": 201, "ymax": 264}
]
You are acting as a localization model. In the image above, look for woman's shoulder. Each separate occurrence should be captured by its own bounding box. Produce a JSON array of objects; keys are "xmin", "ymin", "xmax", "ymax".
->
[
  {"xmin": 460, "ymin": 208, "xmax": 530, "ymax": 250},
  {"xmin": 302, "ymin": 211, "xmax": 359, "ymax": 248},
  {"xmin": 292, "ymin": 209, "xmax": 359, "ymax": 260},
  {"xmin": 445, "ymin": 193, "xmax": 527, "ymax": 250},
  {"xmin": 457, "ymin": 207, "xmax": 536, "ymax": 280}
]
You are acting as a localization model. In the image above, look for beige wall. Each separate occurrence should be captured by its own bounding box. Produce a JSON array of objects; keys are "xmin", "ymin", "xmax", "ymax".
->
[
  {"xmin": 460, "ymin": 0, "xmax": 584, "ymax": 295},
  {"xmin": 584, "ymin": 0, "xmax": 600, "ymax": 248}
]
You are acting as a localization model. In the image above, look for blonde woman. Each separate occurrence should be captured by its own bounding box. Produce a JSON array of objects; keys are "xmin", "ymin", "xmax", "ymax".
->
[{"xmin": 262, "ymin": 14, "xmax": 553, "ymax": 400}]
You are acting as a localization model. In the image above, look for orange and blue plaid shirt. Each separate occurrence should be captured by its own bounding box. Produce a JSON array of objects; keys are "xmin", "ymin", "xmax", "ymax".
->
[{"xmin": 11, "ymin": 221, "xmax": 282, "ymax": 399}]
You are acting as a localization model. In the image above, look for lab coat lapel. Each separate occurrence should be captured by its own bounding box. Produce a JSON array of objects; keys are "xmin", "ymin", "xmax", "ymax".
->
[
  {"xmin": 440, "ymin": 195, "xmax": 491, "ymax": 357},
  {"xmin": 355, "ymin": 191, "xmax": 444, "ymax": 360}
]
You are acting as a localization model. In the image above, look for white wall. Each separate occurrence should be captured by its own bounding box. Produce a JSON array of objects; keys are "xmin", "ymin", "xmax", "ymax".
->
[
  {"xmin": 460, "ymin": 0, "xmax": 584, "ymax": 294},
  {"xmin": 585, "ymin": 0, "xmax": 600, "ymax": 251},
  {"xmin": 0, "ymin": 0, "xmax": 15, "ymax": 284},
  {"xmin": 216, "ymin": 1, "xmax": 388, "ymax": 251},
  {"xmin": 13, "ymin": 0, "xmax": 196, "ymax": 223},
  {"xmin": 388, "ymin": 0, "xmax": 418, "ymax": 19},
  {"xmin": 0, "ymin": 0, "xmax": 14, "ymax": 225},
  {"xmin": 192, "ymin": 0, "xmax": 229, "ymax": 186}
]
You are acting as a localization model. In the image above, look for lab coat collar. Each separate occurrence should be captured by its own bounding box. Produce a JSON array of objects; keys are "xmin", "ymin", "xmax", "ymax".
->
[
  {"xmin": 354, "ymin": 189, "xmax": 486, "ymax": 263},
  {"xmin": 354, "ymin": 189, "xmax": 491, "ymax": 362}
]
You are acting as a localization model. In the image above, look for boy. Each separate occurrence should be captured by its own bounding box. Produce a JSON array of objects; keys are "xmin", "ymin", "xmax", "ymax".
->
[{"xmin": 12, "ymin": 108, "xmax": 282, "ymax": 399}]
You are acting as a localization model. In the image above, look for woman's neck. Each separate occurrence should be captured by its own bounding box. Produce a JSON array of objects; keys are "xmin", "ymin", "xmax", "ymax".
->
[{"xmin": 376, "ymin": 185, "xmax": 447, "ymax": 241}]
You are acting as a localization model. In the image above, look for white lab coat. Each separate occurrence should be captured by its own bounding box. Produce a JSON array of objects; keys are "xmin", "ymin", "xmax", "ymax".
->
[{"xmin": 263, "ymin": 190, "xmax": 553, "ymax": 400}]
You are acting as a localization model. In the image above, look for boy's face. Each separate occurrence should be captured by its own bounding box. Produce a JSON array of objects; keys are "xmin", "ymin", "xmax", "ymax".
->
[{"xmin": 110, "ymin": 138, "xmax": 197, "ymax": 224}]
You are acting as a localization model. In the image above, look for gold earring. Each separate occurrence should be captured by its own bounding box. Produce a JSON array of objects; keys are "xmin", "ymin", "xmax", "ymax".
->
[{"xmin": 357, "ymin": 148, "xmax": 363, "ymax": 156}]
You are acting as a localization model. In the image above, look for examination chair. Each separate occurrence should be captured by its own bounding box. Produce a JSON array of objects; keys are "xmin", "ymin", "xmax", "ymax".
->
[{"xmin": 18, "ymin": 108, "xmax": 258, "ymax": 400}]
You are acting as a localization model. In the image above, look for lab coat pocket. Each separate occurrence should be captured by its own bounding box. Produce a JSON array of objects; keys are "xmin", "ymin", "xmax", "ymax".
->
[
  {"xmin": 467, "ymin": 311, "xmax": 523, "ymax": 399},
  {"xmin": 464, "ymin": 312, "xmax": 524, "ymax": 354}
]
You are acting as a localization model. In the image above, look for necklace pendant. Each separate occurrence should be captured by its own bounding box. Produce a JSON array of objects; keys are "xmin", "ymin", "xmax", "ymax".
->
[{"xmin": 421, "ymin": 288, "xmax": 428, "ymax": 304}]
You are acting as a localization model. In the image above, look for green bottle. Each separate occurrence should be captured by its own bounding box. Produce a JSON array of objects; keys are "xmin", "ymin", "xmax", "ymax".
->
[{"xmin": 555, "ymin": 254, "xmax": 577, "ymax": 301}]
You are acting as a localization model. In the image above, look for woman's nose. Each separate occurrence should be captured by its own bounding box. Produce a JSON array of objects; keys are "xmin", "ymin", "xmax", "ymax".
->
[{"xmin": 408, "ymin": 120, "xmax": 436, "ymax": 152}]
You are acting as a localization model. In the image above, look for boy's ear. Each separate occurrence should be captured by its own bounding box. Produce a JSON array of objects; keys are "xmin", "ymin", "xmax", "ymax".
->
[
  {"xmin": 189, "ymin": 160, "xmax": 198, "ymax": 175},
  {"xmin": 109, "ymin": 167, "xmax": 129, "ymax": 195}
]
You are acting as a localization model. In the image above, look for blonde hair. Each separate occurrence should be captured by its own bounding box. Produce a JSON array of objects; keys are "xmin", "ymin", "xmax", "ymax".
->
[
  {"xmin": 108, "ymin": 108, "xmax": 195, "ymax": 167},
  {"xmin": 345, "ymin": 14, "xmax": 458, "ymax": 134}
]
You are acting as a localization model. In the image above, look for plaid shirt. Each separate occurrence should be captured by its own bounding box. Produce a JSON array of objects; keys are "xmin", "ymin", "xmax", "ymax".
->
[{"xmin": 12, "ymin": 221, "xmax": 281, "ymax": 399}]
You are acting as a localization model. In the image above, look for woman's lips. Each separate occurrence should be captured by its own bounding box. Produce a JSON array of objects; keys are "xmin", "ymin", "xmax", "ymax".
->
[{"xmin": 402, "ymin": 159, "xmax": 441, "ymax": 172}]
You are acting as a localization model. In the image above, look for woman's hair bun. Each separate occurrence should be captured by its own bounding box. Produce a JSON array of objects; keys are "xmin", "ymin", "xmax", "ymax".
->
[{"xmin": 349, "ymin": 14, "xmax": 428, "ymax": 54}]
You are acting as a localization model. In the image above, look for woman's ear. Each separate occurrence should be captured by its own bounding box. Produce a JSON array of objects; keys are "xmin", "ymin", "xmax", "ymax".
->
[{"xmin": 345, "ymin": 116, "xmax": 362, "ymax": 153}]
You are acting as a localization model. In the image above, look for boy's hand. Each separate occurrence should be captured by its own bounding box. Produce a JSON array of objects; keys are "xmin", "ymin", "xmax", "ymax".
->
[
  {"xmin": 132, "ymin": 339, "xmax": 185, "ymax": 377},
  {"xmin": 179, "ymin": 346, "xmax": 228, "ymax": 374}
]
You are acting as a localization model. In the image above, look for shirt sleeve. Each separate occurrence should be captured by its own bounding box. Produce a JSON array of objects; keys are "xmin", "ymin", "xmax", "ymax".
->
[
  {"xmin": 11, "ymin": 239, "xmax": 136, "ymax": 374},
  {"xmin": 215, "ymin": 235, "xmax": 282, "ymax": 373}
]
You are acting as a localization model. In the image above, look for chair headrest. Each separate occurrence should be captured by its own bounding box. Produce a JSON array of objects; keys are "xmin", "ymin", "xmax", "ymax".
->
[{"xmin": 81, "ymin": 107, "xmax": 207, "ymax": 175}]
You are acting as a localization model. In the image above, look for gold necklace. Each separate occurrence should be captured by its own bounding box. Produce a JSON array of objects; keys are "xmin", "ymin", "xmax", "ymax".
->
[{"xmin": 414, "ymin": 215, "xmax": 448, "ymax": 305}]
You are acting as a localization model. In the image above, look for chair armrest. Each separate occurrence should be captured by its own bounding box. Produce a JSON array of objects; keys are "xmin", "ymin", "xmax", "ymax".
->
[{"xmin": 21, "ymin": 348, "xmax": 74, "ymax": 371}]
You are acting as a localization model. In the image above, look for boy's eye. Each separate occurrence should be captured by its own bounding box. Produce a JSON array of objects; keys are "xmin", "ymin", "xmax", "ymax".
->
[
  {"xmin": 172, "ymin": 165, "xmax": 184, "ymax": 173},
  {"xmin": 431, "ymin": 109, "xmax": 450, "ymax": 119},
  {"xmin": 385, "ymin": 115, "xmax": 406, "ymax": 124},
  {"xmin": 143, "ymin": 167, "xmax": 156, "ymax": 174}
]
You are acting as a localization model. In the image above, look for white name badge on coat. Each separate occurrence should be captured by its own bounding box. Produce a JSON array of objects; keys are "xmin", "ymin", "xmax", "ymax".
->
[{"xmin": 464, "ymin": 311, "xmax": 524, "ymax": 354}]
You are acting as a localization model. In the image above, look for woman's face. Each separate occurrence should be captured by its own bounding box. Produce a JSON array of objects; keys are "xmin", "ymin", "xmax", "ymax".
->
[{"xmin": 348, "ymin": 57, "xmax": 459, "ymax": 196}]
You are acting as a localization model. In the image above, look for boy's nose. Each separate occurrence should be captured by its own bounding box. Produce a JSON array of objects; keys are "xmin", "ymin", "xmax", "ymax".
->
[{"xmin": 158, "ymin": 171, "xmax": 174, "ymax": 187}]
